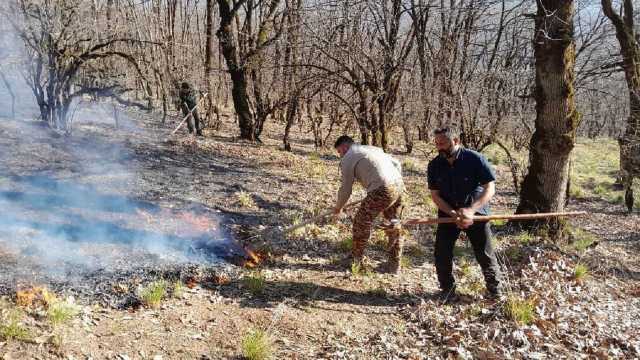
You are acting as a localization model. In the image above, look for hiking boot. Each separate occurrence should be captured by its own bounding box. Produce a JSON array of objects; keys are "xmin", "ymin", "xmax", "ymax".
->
[
  {"xmin": 379, "ymin": 259, "xmax": 401, "ymax": 275},
  {"xmin": 485, "ymin": 288, "xmax": 505, "ymax": 302},
  {"xmin": 437, "ymin": 287, "xmax": 459, "ymax": 304},
  {"xmin": 337, "ymin": 255, "xmax": 364, "ymax": 269}
]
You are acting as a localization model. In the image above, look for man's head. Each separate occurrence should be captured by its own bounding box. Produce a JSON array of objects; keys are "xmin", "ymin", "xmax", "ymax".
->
[
  {"xmin": 433, "ymin": 127, "xmax": 461, "ymax": 158},
  {"xmin": 334, "ymin": 135, "xmax": 355, "ymax": 158}
]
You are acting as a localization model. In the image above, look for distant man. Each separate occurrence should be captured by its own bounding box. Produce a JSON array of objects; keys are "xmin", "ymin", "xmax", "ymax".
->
[
  {"xmin": 333, "ymin": 135, "xmax": 405, "ymax": 274},
  {"xmin": 178, "ymin": 81, "xmax": 203, "ymax": 136},
  {"xmin": 427, "ymin": 127, "xmax": 501, "ymax": 301}
]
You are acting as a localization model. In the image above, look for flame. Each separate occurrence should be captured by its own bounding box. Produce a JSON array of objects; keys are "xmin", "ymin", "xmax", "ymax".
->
[
  {"xmin": 16, "ymin": 285, "xmax": 57, "ymax": 308},
  {"xmin": 242, "ymin": 247, "xmax": 264, "ymax": 268},
  {"xmin": 178, "ymin": 212, "xmax": 218, "ymax": 233},
  {"xmin": 211, "ymin": 273, "xmax": 230, "ymax": 286}
]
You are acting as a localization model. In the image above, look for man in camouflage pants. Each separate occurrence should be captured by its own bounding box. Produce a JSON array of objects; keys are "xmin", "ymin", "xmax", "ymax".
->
[
  {"xmin": 333, "ymin": 135, "xmax": 405, "ymax": 274},
  {"xmin": 178, "ymin": 81, "xmax": 203, "ymax": 136}
]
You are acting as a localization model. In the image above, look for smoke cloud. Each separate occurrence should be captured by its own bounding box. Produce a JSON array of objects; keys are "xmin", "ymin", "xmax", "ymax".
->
[{"xmin": 0, "ymin": 111, "xmax": 240, "ymax": 288}]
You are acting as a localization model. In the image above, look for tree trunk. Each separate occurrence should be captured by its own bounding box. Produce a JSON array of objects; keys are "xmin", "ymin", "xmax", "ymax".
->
[
  {"xmin": 601, "ymin": 0, "xmax": 640, "ymax": 212},
  {"xmin": 215, "ymin": 0, "xmax": 256, "ymax": 141},
  {"xmin": 283, "ymin": 97, "xmax": 298, "ymax": 151},
  {"xmin": 516, "ymin": 0, "xmax": 579, "ymax": 237},
  {"xmin": 0, "ymin": 70, "xmax": 15, "ymax": 118},
  {"xmin": 205, "ymin": 0, "xmax": 215, "ymax": 131}
]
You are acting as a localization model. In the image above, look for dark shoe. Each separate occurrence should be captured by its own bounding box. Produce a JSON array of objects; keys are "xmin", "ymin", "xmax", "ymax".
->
[
  {"xmin": 379, "ymin": 259, "xmax": 401, "ymax": 275},
  {"xmin": 437, "ymin": 287, "xmax": 459, "ymax": 304},
  {"xmin": 337, "ymin": 255, "xmax": 363, "ymax": 269},
  {"xmin": 485, "ymin": 286, "xmax": 505, "ymax": 302}
]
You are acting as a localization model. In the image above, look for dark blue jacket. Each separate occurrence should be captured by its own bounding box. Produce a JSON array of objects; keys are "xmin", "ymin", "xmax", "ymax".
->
[{"xmin": 427, "ymin": 148, "xmax": 496, "ymax": 217}]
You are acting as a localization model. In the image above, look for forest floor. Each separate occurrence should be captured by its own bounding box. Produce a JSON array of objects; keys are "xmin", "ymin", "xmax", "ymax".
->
[{"xmin": 0, "ymin": 108, "xmax": 638, "ymax": 359}]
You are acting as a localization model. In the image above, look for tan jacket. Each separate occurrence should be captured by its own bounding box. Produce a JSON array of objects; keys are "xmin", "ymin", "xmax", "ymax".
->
[{"xmin": 336, "ymin": 145, "xmax": 404, "ymax": 209}]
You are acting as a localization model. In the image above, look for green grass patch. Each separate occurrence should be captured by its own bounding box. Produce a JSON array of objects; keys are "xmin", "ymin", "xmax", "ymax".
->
[
  {"xmin": 367, "ymin": 287, "xmax": 388, "ymax": 297},
  {"xmin": 402, "ymin": 159, "xmax": 421, "ymax": 173},
  {"xmin": 308, "ymin": 152, "xmax": 321, "ymax": 161},
  {"xmin": 464, "ymin": 303, "xmax": 483, "ymax": 318},
  {"xmin": 568, "ymin": 228, "xmax": 597, "ymax": 252},
  {"xmin": 47, "ymin": 299, "xmax": 79, "ymax": 327},
  {"xmin": 241, "ymin": 329, "xmax": 273, "ymax": 360},
  {"xmin": 516, "ymin": 231, "xmax": 535, "ymax": 246},
  {"xmin": 458, "ymin": 259, "xmax": 473, "ymax": 277},
  {"xmin": 0, "ymin": 309, "xmax": 31, "ymax": 341},
  {"xmin": 570, "ymin": 138, "xmax": 640, "ymax": 204},
  {"xmin": 569, "ymin": 185, "xmax": 587, "ymax": 199},
  {"xmin": 243, "ymin": 271, "xmax": 266, "ymax": 296},
  {"xmin": 350, "ymin": 262, "xmax": 372, "ymax": 277},
  {"xmin": 504, "ymin": 296, "xmax": 536, "ymax": 325},
  {"xmin": 574, "ymin": 263, "xmax": 589, "ymax": 282},
  {"xmin": 406, "ymin": 184, "xmax": 437, "ymax": 214},
  {"xmin": 172, "ymin": 280, "xmax": 185, "ymax": 298},
  {"xmin": 492, "ymin": 219, "xmax": 507, "ymax": 227},
  {"xmin": 236, "ymin": 191, "xmax": 256, "ymax": 208},
  {"xmin": 399, "ymin": 256, "xmax": 411, "ymax": 269},
  {"xmin": 502, "ymin": 245, "xmax": 524, "ymax": 262},
  {"xmin": 139, "ymin": 280, "xmax": 168, "ymax": 309},
  {"xmin": 337, "ymin": 237, "xmax": 353, "ymax": 253}
]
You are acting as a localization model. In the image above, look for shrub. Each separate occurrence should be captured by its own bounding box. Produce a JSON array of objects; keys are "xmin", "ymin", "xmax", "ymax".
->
[
  {"xmin": 243, "ymin": 271, "xmax": 266, "ymax": 296},
  {"xmin": 236, "ymin": 191, "xmax": 256, "ymax": 208},
  {"xmin": 574, "ymin": 263, "xmax": 589, "ymax": 282},
  {"xmin": 0, "ymin": 309, "xmax": 31, "ymax": 341},
  {"xmin": 139, "ymin": 280, "xmax": 168, "ymax": 309},
  {"xmin": 504, "ymin": 296, "xmax": 536, "ymax": 325},
  {"xmin": 337, "ymin": 237, "xmax": 353, "ymax": 253},
  {"xmin": 47, "ymin": 299, "xmax": 79, "ymax": 326},
  {"xmin": 241, "ymin": 329, "xmax": 272, "ymax": 360}
]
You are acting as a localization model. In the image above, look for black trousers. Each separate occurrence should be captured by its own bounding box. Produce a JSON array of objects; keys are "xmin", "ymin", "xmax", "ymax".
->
[
  {"xmin": 434, "ymin": 221, "xmax": 501, "ymax": 293},
  {"xmin": 181, "ymin": 103, "xmax": 202, "ymax": 135}
]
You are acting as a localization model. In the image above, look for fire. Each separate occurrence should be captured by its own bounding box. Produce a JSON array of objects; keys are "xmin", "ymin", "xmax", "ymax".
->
[
  {"xmin": 16, "ymin": 285, "xmax": 57, "ymax": 308},
  {"xmin": 242, "ymin": 247, "xmax": 264, "ymax": 268},
  {"xmin": 135, "ymin": 208, "xmax": 219, "ymax": 237},
  {"xmin": 177, "ymin": 212, "xmax": 218, "ymax": 233}
]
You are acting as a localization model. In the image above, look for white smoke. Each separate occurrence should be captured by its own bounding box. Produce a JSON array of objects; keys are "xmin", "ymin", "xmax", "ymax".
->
[{"xmin": 0, "ymin": 108, "xmax": 239, "ymax": 287}]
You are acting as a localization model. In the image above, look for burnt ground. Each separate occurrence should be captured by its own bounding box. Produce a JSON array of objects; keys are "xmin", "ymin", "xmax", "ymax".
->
[{"xmin": 0, "ymin": 108, "xmax": 639, "ymax": 359}]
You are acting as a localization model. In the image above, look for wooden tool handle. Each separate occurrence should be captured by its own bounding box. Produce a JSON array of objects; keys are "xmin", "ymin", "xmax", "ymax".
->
[{"xmin": 403, "ymin": 211, "xmax": 587, "ymax": 226}]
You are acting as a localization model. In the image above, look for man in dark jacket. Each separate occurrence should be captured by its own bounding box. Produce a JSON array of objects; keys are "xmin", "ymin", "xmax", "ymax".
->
[
  {"xmin": 178, "ymin": 82, "xmax": 203, "ymax": 136},
  {"xmin": 427, "ymin": 127, "xmax": 502, "ymax": 302}
]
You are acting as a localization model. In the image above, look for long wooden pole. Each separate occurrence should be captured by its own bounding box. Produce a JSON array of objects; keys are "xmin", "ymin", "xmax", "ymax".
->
[
  {"xmin": 171, "ymin": 92, "xmax": 209, "ymax": 135},
  {"xmin": 403, "ymin": 211, "xmax": 587, "ymax": 226}
]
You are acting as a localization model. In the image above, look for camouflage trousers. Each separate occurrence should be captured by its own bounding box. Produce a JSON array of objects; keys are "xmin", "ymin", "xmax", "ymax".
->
[{"xmin": 352, "ymin": 185, "xmax": 404, "ymax": 263}]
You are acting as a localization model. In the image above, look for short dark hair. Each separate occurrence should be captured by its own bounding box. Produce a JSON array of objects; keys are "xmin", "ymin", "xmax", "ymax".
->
[
  {"xmin": 334, "ymin": 135, "xmax": 354, "ymax": 148},
  {"xmin": 433, "ymin": 126, "xmax": 460, "ymax": 140}
]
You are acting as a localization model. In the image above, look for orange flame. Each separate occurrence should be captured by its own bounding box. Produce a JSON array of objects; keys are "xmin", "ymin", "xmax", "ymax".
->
[
  {"xmin": 242, "ymin": 247, "xmax": 264, "ymax": 268},
  {"xmin": 16, "ymin": 285, "xmax": 56, "ymax": 308}
]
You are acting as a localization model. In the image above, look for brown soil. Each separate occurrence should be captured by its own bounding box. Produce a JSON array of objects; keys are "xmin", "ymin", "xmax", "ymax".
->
[{"xmin": 0, "ymin": 110, "xmax": 638, "ymax": 359}]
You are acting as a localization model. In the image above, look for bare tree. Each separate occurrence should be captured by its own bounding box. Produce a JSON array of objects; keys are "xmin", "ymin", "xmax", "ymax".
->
[
  {"xmin": 5, "ymin": 0, "xmax": 153, "ymax": 131},
  {"xmin": 215, "ymin": 0, "xmax": 287, "ymax": 141},
  {"xmin": 601, "ymin": 0, "xmax": 640, "ymax": 212},
  {"xmin": 517, "ymin": 0, "xmax": 580, "ymax": 235}
]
